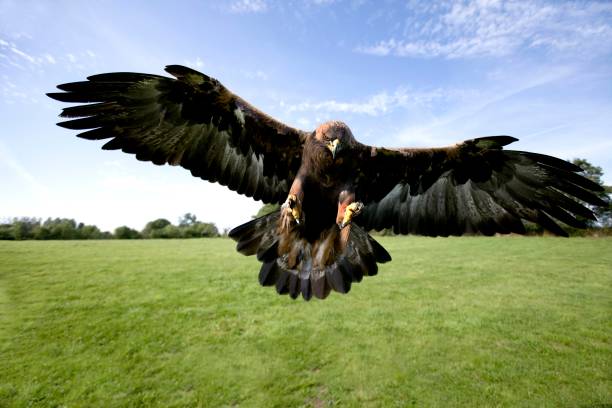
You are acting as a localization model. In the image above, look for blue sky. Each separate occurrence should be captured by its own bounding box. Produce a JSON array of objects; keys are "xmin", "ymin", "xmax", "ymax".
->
[{"xmin": 1, "ymin": 0, "xmax": 611, "ymax": 232}]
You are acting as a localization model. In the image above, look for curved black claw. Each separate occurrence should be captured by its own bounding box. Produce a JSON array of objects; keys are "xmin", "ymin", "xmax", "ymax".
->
[{"xmin": 339, "ymin": 201, "xmax": 364, "ymax": 229}]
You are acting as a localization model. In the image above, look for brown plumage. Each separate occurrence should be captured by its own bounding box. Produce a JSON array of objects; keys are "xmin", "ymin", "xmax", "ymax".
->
[{"xmin": 48, "ymin": 65, "xmax": 607, "ymax": 300}]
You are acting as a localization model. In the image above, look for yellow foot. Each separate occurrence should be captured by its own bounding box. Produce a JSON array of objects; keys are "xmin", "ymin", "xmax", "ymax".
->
[
  {"xmin": 281, "ymin": 194, "xmax": 302, "ymax": 224},
  {"xmin": 339, "ymin": 202, "xmax": 364, "ymax": 229}
]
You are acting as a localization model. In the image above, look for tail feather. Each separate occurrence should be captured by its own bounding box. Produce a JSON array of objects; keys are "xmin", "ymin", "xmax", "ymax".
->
[
  {"xmin": 258, "ymin": 261, "xmax": 279, "ymax": 286},
  {"xmin": 327, "ymin": 265, "xmax": 350, "ymax": 294},
  {"xmin": 236, "ymin": 235, "xmax": 261, "ymax": 256},
  {"xmin": 229, "ymin": 210, "xmax": 391, "ymax": 300},
  {"xmin": 311, "ymin": 269, "xmax": 330, "ymax": 299},
  {"xmin": 228, "ymin": 212, "xmax": 279, "ymax": 255},
  {"xmin": 275, "ymin": 270, "xmax": 290, "ymax": 295},
  {"xmin": 256, "ymin": 241, "xmax": 278, "ymax": 262},
  {"xmin": 288, "ymin": 273, "xmax": 300, "ymax": 299},
  {"xmin": 370, "ymin": 238, "xmax": 392, "ymax": 263},
  {"xmin": 300, "ymin": 270, "xmax": 312, "ymax": 301}
]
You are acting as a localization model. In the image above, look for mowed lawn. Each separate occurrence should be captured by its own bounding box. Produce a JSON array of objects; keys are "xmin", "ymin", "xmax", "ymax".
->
[{"xmin": 0, "ymin": 237, "xmax": 610, "ymax": 407}]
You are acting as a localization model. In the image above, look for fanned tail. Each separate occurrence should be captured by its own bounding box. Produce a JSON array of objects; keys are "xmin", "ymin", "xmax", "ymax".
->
[{"xmin": 228, "ymin": 211, "xmax": 391, "ymax": 300}]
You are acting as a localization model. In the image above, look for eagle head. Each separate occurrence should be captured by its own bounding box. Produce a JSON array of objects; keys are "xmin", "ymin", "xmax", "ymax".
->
[{"xmin": 314, "ymin": 120, "xmax": 355, "ymax": 160}]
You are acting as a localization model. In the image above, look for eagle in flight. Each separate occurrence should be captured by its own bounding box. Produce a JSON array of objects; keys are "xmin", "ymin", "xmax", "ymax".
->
[{"xmin": 48, "ymin": 65, "xmax": 605, "ymax": 300}]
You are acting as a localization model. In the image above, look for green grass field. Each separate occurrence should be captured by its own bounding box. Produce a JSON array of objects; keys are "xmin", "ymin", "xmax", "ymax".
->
[{"xmin": 1, "ymin": 237, "xmax": 610, "ymax": 407}]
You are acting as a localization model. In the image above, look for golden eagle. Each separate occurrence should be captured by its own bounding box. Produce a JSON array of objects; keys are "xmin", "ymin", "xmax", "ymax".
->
[{"xmin": 48, "ymin": 65, "xmax": 606, "ymax": 300}]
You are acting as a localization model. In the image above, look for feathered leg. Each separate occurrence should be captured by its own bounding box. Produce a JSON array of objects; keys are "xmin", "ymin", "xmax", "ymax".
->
[
  {"xmin": 336, "ymin": 190, "xmax": 363, "ymax": 229},
  {"xmin": 281, "ymin": 177, "xmax": 305, "ymax": 228}
]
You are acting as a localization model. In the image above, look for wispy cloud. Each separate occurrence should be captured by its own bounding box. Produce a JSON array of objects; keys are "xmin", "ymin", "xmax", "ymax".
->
[
  {"xmin": 0, "ymin": 35, "xmax": 105, "ymax": 105},
  {"xmin": 392, "ymin": 64, "xmax": 579, "ymax": 148},
  {"xmin": 356, "ymin": 0, "xmax": 612, "ymax": 59},
  {"xmin": 184, "ymin": 57, "xmax": 205, "ymax": 69},
  {"xmin": 0, "ymin": 74, "xmax": 39, "ymax": 104},
  {"xmin": 241, "ymin": 69, "xmax": 268, "ymax": 80},
  {"xmin": 284, "ymin": 91, "xmax": 405, "ymax": 116},
  {"xmin": 10, "ymin": 46, "xmax": 36, "ymax": 63},
  {"xmin": 308, "ymin": 0, "xmax": 337, "ymax": 4},
  {"xmin": 230, "ymin": 0, "xmax": 267, "ymax": 13},
  {"xmin": 283, "ymin": 86, "xmax": 474, "ymax": 116},
  {"xmin": 0, "ymin": 37, "xmax": 58, "ymax": 69}
]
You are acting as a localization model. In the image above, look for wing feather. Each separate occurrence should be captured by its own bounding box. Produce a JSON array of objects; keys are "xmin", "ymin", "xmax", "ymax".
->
[
  {"xmin": 48, "ymin": 65, "xmax": 308, "ymax": 203},
  {"xmin": 356, "ymin": 136, "xmax": 605, "ymax": 236}
]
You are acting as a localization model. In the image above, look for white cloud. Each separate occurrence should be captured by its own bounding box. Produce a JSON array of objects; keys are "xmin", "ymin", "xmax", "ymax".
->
[
  {"xmin": 230, "ymin": 0, "xmax": 267, "ymax": 13},
  {"xmin": 66, "ymin": 53, "xmax": 77, "ymax": 63},
  {"xmin": 295, "ymin": 117, "xmax": 313, "ymax": 128},
  {"xmin": 0, "ymin": 37, "xmax": 61, "ymax": 70},
  {"xmin": 10, "ymin": 46, "xmax": 37, "ymax": 63},
  {"xmin": 184, "ymin": 57, "xmax": 205, "ymax": 69},
  {"xmin": 1, "ymin": 75, "xmax": 31, "ymax": 104},
  {"xmin": 283, "ymin": 86, "xmax": 473, "ymax": 117},
  {"xmin": 393, "ymin": 64, "xmax": 576, "ymax": 146},
  {"xmin": 287, "ymin": 92, "xmax": 401, "ymax": 116},
  {"xmin": 356, "ymin": 0, "xmax": 612, "ymax": 59},
  {"xmin": 241, "ymin": 69, "xmax": 268, "ymax": 80},
  {"xmin": 309, "ymin": 0, "xmax": 337, "ymax": 4}
]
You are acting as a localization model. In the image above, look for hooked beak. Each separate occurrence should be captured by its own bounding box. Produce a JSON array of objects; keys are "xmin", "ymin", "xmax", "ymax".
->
[{"xmin": 327, "ymin": 139, "xmax": 340, "ymax": 159}]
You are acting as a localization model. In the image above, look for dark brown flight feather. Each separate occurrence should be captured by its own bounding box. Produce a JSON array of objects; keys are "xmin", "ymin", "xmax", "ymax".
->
[
  {"xmin": 48, "ymin": 65, "xmax": 307, "ymax": 204},
  {"xmin": 354, "ymin": 136, "xmax": 606, "ymax": 237}
]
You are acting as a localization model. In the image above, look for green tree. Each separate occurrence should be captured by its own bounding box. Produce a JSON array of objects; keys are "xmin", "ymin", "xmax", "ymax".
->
[
  {"xmin": 114, "ymin": 226, "xmax": 142, "ymax": 239},
  {"xmin": 42, "ymin": 218, "xmax": 78, "ymax": 240},
  {"xmin": 12, "ymin": 217, "xmax": 41, "ymax": 240},
  {"xmin": 34, "ymin": 226, "xmax": 51, "ymax": 240},
  {"xmin": 194, "ymin": 222, "xmax": 219, "ymax": 237},
  {"xmin": 176, "ymin": 213, "xmax": 220, "ymax": 237},
  {"xmin": 142, "ymin": 218, "xmax": 172, "ymax": 238},
  {"xmin": 0, "ymin": 217, "xmax": 107, "ymax": 240},
  {"xmin": 181, "ymin": 221, "xmax": 219, "ymax": 237},
  {"xmin": 253, "ymin": 203, "xmax": 280, "ymax": 219},
  {"xmin": 151, "ymin": 224, "xmax": 182, "ymax": 238},
  {"xmin": 72, "ymin": 222, "xmax": 104, "ymax": 239},
  {"xmin": 101, "ymin": 231, "xmax": 114, "ymax": 239},
  {"xmin": 0, "ymin": 223, "xmax": 13, "ymax": 240},
  {"xmin": 178, "ymin": 212, "xmax": 198, "ymax": 226}
]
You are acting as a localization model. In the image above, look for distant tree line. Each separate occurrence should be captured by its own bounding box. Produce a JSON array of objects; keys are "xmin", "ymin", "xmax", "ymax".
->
[{"xmin": 0, "ymin": 213, "xmax": 219, "ymax": 240}]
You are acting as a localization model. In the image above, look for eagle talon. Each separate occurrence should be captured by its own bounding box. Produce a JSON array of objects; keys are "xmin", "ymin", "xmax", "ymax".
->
[
  {"xmin": 339, "ymin": 201, "xmax": 363, "ymax": 229},
  {"xmin": 282, "ymin": 194, "xmax": 302, "ymax": 224}
]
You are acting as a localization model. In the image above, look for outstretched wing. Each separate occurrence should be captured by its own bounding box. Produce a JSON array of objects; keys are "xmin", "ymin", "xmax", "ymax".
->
[
  {"xmin": 355, "ymin": 136, "xmax": 606, "ymax": 237},
  {"xmin": 47, "ymin": 65, "xmax": 308, "ymax": 204}
]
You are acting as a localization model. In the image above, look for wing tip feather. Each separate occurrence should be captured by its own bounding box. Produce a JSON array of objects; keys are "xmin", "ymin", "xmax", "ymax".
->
[
  {"xmin": 473, "ymin": 135, "xmax": 518, "ymax": 149},
  {"xmin": 165, "ymin": 64, "xmax": 206, "ymax": 79}
]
